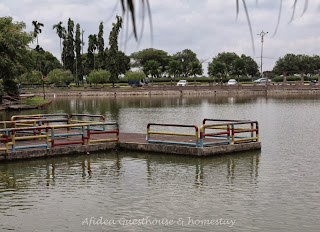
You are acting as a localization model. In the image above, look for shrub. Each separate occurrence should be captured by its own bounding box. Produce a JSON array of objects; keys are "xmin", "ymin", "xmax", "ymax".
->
[
  {"xmin": 47, "ymin": 69, "xmax": 74, "ymax": 85},
  {"xmin": 273, "ymin": 75, "xmax": 302, "ymax": 82},
  {"xmin": 122, "ymin": 71, "xmax": 146, "ymax": 82},
  {"xmin": 19, "ymin": 70, "xmax": 42, "ymax": 85},
  {"xmin": 87, "ymin": 69, "xmax": 110, "ymax": 85}
]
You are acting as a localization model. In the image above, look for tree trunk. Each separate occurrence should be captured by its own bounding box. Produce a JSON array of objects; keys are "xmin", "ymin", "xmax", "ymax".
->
[{"xmin": 300, "ymin": 72, "xmax": 304, "ymax": 85}]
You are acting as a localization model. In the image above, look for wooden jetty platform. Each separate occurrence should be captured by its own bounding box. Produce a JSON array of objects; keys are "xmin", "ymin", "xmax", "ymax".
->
[{"xmin": 0, "ymin": 114, "xmax": 261, "ymax": 161}]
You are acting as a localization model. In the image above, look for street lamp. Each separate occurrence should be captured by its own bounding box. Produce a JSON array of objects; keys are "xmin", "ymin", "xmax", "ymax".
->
[{"xmin": 257, "ymin": 31, "xmax": 268, "ymax": 77}]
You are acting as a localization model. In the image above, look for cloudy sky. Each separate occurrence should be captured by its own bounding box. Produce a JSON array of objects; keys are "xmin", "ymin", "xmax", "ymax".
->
[{"xmin": 1, "ymin": 0, "xmax": 320, "ymax": 74}]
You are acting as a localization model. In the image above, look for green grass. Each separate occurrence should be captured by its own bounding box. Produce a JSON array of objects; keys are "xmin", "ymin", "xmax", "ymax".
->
[{"xmin": 23, "ymin": 96, "xmax": 51, "ymax": 105}]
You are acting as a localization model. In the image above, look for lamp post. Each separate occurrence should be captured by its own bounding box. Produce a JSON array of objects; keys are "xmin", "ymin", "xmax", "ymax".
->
[{"xmin": 258, "ymin": 31, "xmax": 268, "ymax": 77}]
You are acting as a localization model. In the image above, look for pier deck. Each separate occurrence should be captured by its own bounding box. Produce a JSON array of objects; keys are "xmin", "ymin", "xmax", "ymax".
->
[
  {"xmin": 0, "ymin": 131, "xmax": 261, "ymax": 161},
  {"xmin": 0, "ymin": 115, "xmax": 261, "ymax": 161}
]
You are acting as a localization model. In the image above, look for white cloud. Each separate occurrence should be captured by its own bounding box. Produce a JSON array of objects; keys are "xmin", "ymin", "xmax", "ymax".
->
[{"xmin": 2, "ymin": 0, "xmax": 320, "ymax": 74}]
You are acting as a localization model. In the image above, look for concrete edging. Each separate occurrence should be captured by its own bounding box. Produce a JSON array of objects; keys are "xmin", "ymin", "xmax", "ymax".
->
[{"xmin": 0, "ymin": 141, "xmax": 261, "ymax": 161}]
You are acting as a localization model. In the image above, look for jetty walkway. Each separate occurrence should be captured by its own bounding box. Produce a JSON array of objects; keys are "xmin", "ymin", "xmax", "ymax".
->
[{"xmin": 0, "ymin": 114, "xmax": 261, "ymax": 161}]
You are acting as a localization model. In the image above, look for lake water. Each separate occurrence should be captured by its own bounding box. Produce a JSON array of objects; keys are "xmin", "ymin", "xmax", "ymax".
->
[{"xmin": 0, "ymin": 95, "xmax": 319, "ymax": 231}]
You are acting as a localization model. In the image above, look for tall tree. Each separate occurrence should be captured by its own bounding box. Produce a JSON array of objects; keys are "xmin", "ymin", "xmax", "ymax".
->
[
  {"xmin": 75, "ymin": 23, "xmax": 83, "ymax": 83},
  {"xmin": 273, "ymin": 53, "xmax": 299, "ymax": 75},
  {"xmin": 233, "ymin": 58, "xmax": 245, "ymax": 81},
  {"xmin": 29, "ymin": 48, "xmax": 62, "ymax": 76},
  {"xmin": 130, "ymin": 48, "xmax": 170, "ymax": 76},
  {"xmin": 32, "ymin": 20, "xmax": 44, "ymax": 46},
  {"xmin": 97, "ymin": 22, "xmax": 105, "ymax": 69},
  {"xmin": 87, "ymin": 34, "xmax": 97, "ymax": 72},
  {"xmin": 108, "ymin": 15, "xmax": 123, "ymax": 87},
  {"xmin": 208, "ymin": 60, "xmax": 226, "ymax": 83},
  {"xmin": 52, "ymin": 21, "xmax": 66, "ymax": 64},
  {"xmin": 188, "ymin": 61, "xmax": 203, "ymax": 77},
  {"xmin": 143, "ymin": 60, "xmax": 160, "ymax": 78},
  {"xmin": 173, "ymin": 49, "xmax": 199, "ymax": 77},
  {"xmin": 0, "ymin": 17, "xmax": 33, "ymax": 96},
  {"xmin": 241, "ymin": 54, "xmax": 259, "ymax": 77},
  {"xmin": 168, "ymin": 60, "xmax": 182, "ymax": 78},
  {"xmin": 65, "ymin": 18, "xmax": 75, "ymax": 74},
  {"xmin": 213, "ymin": 52, "xmax": 240, "ymax": 76}
]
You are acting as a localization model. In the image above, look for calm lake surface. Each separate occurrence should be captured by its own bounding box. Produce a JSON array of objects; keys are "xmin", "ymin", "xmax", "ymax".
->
[{"xmin": 0, "ymin": 95, "xmax": 319, "ymax": 231}]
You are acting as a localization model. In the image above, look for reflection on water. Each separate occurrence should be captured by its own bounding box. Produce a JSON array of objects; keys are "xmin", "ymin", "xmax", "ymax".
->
[
  {"xmin": 1, "ymin": 95, "xmax": 320, "ymax": 231},
  {"xmin": 0, "ymin": 150, "xmax": 260, "ymax": 191},
  {"xmin": 0, "ymin": 94, "xmax": 280, "ymax": 121},
  {"xmin": 0, "ymin": 151, "xmax": 261, "ymax": 231}
]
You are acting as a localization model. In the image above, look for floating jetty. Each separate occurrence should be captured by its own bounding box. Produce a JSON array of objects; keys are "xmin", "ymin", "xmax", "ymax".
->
[{"xmin": 0, "ymin": 114, "xmax": 261, "ymax": 161}]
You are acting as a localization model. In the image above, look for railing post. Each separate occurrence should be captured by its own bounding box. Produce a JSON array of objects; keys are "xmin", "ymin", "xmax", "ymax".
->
[
  {"xmin": 45, "ymin": 128, "xmax": 49, "ymax": 149},
  {"xmin": 194, "ymin": 125, "xmax": 199, "ymax": 147},
  {"xmin": 87, "ymin": 125, "xmax": 91, "ymax": 144},
  {"xmin": 12, "ymin": 131, "xmax": 16, "ymax": 152},
  {"xmin": 5, "ymin": 135, "xmax": 9, "ymax": 152},
  {"xmin": 231, "ymin": 124, "xmax": 235, "ymax": 144},
  {"xmin": 199, "ymin": 125, "xmax": 204, "ymax": 148},
  {"xmin": 251, "ymin": 123, "xmax": 254, "ymax": 138},
  {"xmin": 147, "ymin": 124, "xmax": 150, "ymax": 143},
  {"xmin": 51, "ymin": 128, "xmax": 55, "ymax": 148},
  {"xmin": 102, "ymin": 116, "xmax": 106, "ymax": 131},
  {"xmin": 81, "ymin": 125, "xmax": 85, "ymax": 145},
  {"xmin": 256, "ymin": 122, "xmax": 259, "ymax": 142},
  {"xmin": 116, "ymin": 123, "xmax": 119, "ymax": 141},
  {"xmin": 227, "ymin": 124, "xmax": 231, "ymax": 144}
]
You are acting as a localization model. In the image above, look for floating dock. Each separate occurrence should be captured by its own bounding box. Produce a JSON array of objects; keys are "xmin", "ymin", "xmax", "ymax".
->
[{"xmin": 0, "ymin": 114, "xmax": 261, "ymax": 161}]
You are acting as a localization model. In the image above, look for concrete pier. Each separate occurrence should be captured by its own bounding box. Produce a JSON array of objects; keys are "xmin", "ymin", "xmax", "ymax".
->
[{"xmin": 0, "ymin": 132, "xmax": 261, "ymax": 161}]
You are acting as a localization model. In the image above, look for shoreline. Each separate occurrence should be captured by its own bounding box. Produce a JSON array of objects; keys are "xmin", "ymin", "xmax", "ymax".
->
[{"xmin": 28, "ymin": 85, "xmax": 320, "ymax": 97}]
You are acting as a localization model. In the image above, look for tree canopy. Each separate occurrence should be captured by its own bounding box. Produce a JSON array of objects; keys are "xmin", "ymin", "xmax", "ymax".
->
[
  {"xmin": 208, "ymin": 52, "xmax": 259, "ymax": 78},
  {"xmin": 0, "ymin": 17, "xmax": 33, "ymax": 96},
  {"xmin": 172, "ymin": 49, "xmax": 199, "ymax": 77},
  {"xmin": 273, "ymin": 54, "xmax": 320, "ymax": 75},
  {"xmin": 108, "ymin": 15, "xmax": 123, "ymax": 86}
]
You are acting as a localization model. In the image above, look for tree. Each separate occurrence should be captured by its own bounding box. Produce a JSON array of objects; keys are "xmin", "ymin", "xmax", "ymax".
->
[
  {"xmin": 108, "ymin": 15, "xmax": 123, "ymax": 87},
  {"xmin": 52, "ymin": 21, "xmax": 66, "ymax": 64},
  {"xmin": 116, "ymin": 51, "xmax": 130, "ymax": 75},
  {"xmin": 0, "ymin": 17, "xmax": 33, "ymax": 96},
  {"xmin": 46, "ymin": 68, "xmax": 73, "ymax": 85},
  {"xmin": 123, "ymin": 71, "xmax": 146, "ymax": 81},
  {"xmin": 172, "ymin": 49, "xmax": 199, "ymax": 77},
  {"xmin": 87, "ymin": 69, "xmax": 110, "ymax": 86},
  {"xmin": 29, "ymin": 48, "xmax": 61, "ymax": 76},
  {"xmin": 168, "ymin": 60, "xmax": 182, "ymax": 78},
  {"xmin": 241, "ymin": 54, "xmax": 259, "ymax": 78},
  {"xmin": 32, "ymin": 20, "xmax": 44, "ymax": 46},
  {"xmin": 97, "ymin": 22, "xmax": 105, "ymax": 69},
  {"xmin": 273, "ymin": 53, "xmax": 299, "ymax": 75},
  {"xmin": 87, "ymin": 34, "xmax": 97, "ymax": 72},
  {"xmin": 75, "ymin": 23, "xmax": 83, "ymax": 83},
  {"xmin": 188, "ymin": 61, "xmax": 203, "ymax": 77},
  {"xmin": 19, "ymin": 70, "xmax": 42, "ymax": 85},
  {"xmin": 208, "ymin": 60, "xmax": 226, "ymax": 83},
  {"xmin": 213, "ymin": 52, "xmax": 240, "ymax": 76},
  {"xmin": 65, "ymin": 18, "xmax": 75, "ymax": 74},
  {"xmin": 233, "ymin": 58, "xmax": 245, "ymax": 81},
  {"xmin": 144, "ymin": 60, "xmax": 160, "ymax": 78},
  {"xmin": 130, "ymin": 48, "xmax": 170, "ymax": 76}
]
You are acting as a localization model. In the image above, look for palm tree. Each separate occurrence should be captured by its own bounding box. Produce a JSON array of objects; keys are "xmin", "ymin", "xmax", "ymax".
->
[
  {"xmin": 52, "ymin": 21, "xmax": 66, "ymax": 63},
  {"xmin": 32, "ymin": 20, "xmax": 44, "ymax": 46}
]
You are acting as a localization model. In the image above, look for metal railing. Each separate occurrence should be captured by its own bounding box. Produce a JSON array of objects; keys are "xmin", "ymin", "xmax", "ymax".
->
[
  {"xmin": 86, "ymin": 122, "xmax": 119, "ymax": 144},
  {"xmin": 200, "ymin": 119, "xmax": 259, "ymax": 147},
  {"xmin": 70, "ymin": 114, "xmax": 105, "ymax": 124},
  {"xmin": 0, "ymin": 120, "xmax": 119, "ymax": 153},
  {"xmin": 147, "ymin": 123, "xmax": 199, "ymax": 147}
]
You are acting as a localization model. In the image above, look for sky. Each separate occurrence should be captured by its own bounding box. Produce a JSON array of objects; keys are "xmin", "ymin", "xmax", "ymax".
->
[{"xmin": 1, "ymin": 0, "xmax": 320, "ymax": 75}]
